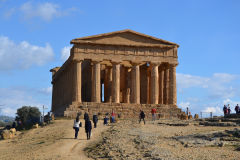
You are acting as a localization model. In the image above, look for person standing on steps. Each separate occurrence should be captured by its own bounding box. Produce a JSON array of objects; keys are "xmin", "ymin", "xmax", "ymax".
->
[
  {"xmin": 111, "ymin": 110, "xmax": 116, "ymax": 123},
  {"xmin": 151, "ymin": 108, "xmax": 157, "ymax": 121},
  {"xmin": 235, "ymin": 104, "xmax": 239, "ymax": 114},
  {"xmin": 139, "ymin": 110, "xmax": 145, "ymax": 124},
  {"xmin": 93, "ymin": 113, "xmax": 98, "ymax": 128},
  {"xmin": 227, "ymin": 104, "xmax": 231, "ymax": 115},
  {"xmin": 73, "ymin": 116, "xmax": 81, "ymax": 139},
  {"xmin": 85, "ymin": 118, "xmax": 92, "ymax": 140},
  {"xmin": 223, "ymin": 105, "xmax": 227, "ymax": 116}
]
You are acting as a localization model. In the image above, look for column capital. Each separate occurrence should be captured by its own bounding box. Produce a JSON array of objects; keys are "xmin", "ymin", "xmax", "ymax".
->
[
  {"xmin": 150, "ymin": 61, "xmax": 161, "ymax": 66},
  {"xmin": 91, "ymin": 60, "xmax": 101, "ymax": 65},
  {"xmin": 169, "ymin": 63, "xmax": 178, "ymax": 67},
  {"xmin": 111, "ymin": 61, "xmax": 121, "ymax": 65},
  {"xmin": 130, "ymin": 61, "xmax": 142, "ymax": 66},
  {"xmin": 72, "ymin": 59, "xmax": 83, "ymax": 63}
]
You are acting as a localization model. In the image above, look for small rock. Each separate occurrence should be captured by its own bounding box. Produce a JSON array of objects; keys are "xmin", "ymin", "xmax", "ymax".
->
[
  {"xmin": 218, "ymin": 142, "xmax": 225, "ymax": 147},
  {"xmin": 236, "ymin": 147, "xmax": 240, "ymax": 151},
  {"xmin": 33, "ymin": 124, "xmax": 39, "ymax": 129},
  {"xmin": 10, "ymin": 128, "xmax": 16, "ymax": 134},
  {"xmin": 184, "ymin": 143, "xmax": 189, "ymax": 148},
  {"xmin": 144, "ymin": 152, "xmax": 151, "ymax": 157},
  {"xmin": 1, "ymin": 130, "xmax": 12, "ymax": 139}
]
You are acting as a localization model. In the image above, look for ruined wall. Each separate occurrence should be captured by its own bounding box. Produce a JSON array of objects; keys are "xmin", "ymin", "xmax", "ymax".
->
[{"xmin": 51, "ymin": 63, "xmax": 74, "ymax": 116}]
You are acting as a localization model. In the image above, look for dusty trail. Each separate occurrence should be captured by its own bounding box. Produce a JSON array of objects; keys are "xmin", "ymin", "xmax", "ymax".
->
[{"xmin": 0, "ymin": 119, "xmax": 109, "ymax": 160}]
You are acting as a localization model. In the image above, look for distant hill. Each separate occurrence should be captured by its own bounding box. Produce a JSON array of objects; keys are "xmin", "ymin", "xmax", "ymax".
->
[{"xmin": 0, "ymin": 115, "xmax": 14, "ymax": 123}]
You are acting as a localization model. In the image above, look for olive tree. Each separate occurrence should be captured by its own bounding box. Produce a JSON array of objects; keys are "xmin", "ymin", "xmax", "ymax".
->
[{"xmin": 15, "ymin": 106, "xmax": 41, "ymax": 129}]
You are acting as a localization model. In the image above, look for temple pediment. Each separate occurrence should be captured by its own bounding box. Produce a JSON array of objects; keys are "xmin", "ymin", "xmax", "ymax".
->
[{"xmin": 71, "ymin": 29, "xmax": 178, "ymax": 48}]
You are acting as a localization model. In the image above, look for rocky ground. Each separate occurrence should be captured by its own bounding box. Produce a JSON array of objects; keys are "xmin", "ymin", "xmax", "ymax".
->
[
  {"xmin": 85, "ymin": 119, "xmax": 240, "ymax": 160},
  {"xmin": 0, "ymin": 118, "xmax": 239, "ymax": 160}
]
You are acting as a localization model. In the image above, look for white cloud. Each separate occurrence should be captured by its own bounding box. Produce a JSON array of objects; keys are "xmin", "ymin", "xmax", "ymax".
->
[
  {"xmin": 39, "ymin": 86, "xmax": 52, "ymax": 95},
  {"xmin": 177, "ymin": 73, "xmax": 240, "ymax": 117},
  {"xmin": 202, "ymin": 106, "xmax": 222, "ymax": 115},
  {"xmin": 177, "ymin": 73, "xmax": 239, "ymax": 99},
  {"xmin": 0, "ymin": 36, "xmax": 54, "ymax": 71},
  {"xmin": 19, "ymin": 2, "xmax": 76, "ymax": 21},
  {"xmin": 0, "ymin": 87, "xmax": 51, "ymax": 117},
  {"xmin": 177, "ymin": 73, "xmax": 209, "ymax": 89},
  {"xmin": 3, "ymin": 7, "xmax": 15, "ymax": 18},
  {"xmin": 61, "ymin": 46, "xmax": 71, "ymax": 61},
  {"xmin": 212, "ymin": 73, "xmax": 237, "ymax": 83},
  {"xmin": 178, "ymin": 101, "xmax": 190, "ymax": 110}
]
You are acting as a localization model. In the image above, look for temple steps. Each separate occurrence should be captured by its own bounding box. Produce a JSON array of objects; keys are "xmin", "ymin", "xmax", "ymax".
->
[{"xmin": 64, "ymin": 102, "xmax": 184, "ymax": 119}]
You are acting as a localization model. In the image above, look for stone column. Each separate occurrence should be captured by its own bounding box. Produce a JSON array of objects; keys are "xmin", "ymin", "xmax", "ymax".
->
[
  {"xmin": 131, "ymin": 63, "xmax": 140, "ymax": 104},
  {"xmin": 92, "ymin": 61, "xmax": 101, "ymax": 103},
  {"xmin": 150, "ymin": 63, "xmax": 159, "ymax": 104},
  {"xmin": 147, "ymin": 67, "xmax": 151, "ymax": 104},
  {"xmin": 104, "ymin": 66, "xmax": 109, "ymax": 102},
  {"xmin": 163, "ymin": 64, "xmax": 169, "ymax": 104},
  {"xmin": 112, "ymin": 62, "xmax": 121, "ymax": 103},
  {"xmin": 126, "ymin": 68, "xmax": 131, "ymax": 103},
  {"xmin": 169, "ymin": 64, "xmax": 177, "ymax": 105},
  {"xmin": 73, "ymin": 60, "xmax": 82, "ymax": 103},
  {"xmin": 159, "ymin": 65, "xmax": 164, "ymax": 104},
  {"xmin": 122, "ymin": 67, "xmax": 128, "ymax": 103}
]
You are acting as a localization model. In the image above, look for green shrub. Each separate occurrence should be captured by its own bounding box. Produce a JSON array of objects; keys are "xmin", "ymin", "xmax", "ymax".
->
[{"xmin": 15, "ymin": 106, "xmax": 41, "ymax": 129}]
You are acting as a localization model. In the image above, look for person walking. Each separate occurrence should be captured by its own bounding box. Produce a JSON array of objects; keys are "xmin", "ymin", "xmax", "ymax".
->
[
  {"xmin": 139, "ymin": 110, "xmax": 145, "ymax": 124},
  {"xmin": 85, "ymin": 119, "xmax": 92, "ymax": 140},
  {"xmin": 103, "ymin": 116, "xmax": 109, "ymax": 125},
  {"xmin": 93, "ymin": 113, "xmax": 98, "ymax": 128},
  {"xmin": 151, "ymin": 108, "xmax": 157, "ymax": 121},
  {"xmin": 73, "ymin": 116, "xmax": 81, "ymax": 139},
  {"xmin": 235, "ymin": 104, "xmax": 239, "ymax": 114},
  {"xmin": 84, "ymin": 112, "xmax": 89, "ymax": 121}
]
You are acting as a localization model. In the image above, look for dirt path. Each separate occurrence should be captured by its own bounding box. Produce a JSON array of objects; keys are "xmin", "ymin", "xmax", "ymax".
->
[{"xmin": 0, "ymin": 119, "xmax": 109, "ymax": 160}]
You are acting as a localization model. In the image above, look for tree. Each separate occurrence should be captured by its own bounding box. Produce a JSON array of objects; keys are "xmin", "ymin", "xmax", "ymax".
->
[{"xmin": 16, "ymin": 106, "xmax": 41, "ymax": 129}]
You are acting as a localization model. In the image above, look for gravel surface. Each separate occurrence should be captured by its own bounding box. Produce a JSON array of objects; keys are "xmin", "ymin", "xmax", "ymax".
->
[{"xmin": 85, "ymin": 119, "xmax": 240, "ymax": 160}]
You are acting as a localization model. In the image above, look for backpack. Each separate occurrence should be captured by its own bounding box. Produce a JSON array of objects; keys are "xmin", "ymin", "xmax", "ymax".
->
[{"xmin": 79, "ymin": 122, "xmax": 82, "ymax": 127}]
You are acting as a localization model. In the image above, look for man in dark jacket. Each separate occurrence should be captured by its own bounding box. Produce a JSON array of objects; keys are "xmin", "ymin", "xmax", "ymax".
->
[
  {"xmin": 84, "ymin": 112, "xmax": 89, "ymax": 121},
  {"xmin": 139, "ymin": 110, "xmax": 145, "ymax": 124},
  {"xmin": 235, "ymin": 104, "xmax": 239, "ymax": 114},
  {"xmin": 223, "ymin": 105, "xmax": 227, "ymax": 116},
  {"xmin": 85, "ymin": 119, "xmax": 92, "ymax": 140},
  {"xmin": 93, "ymin": 114, "xmax": 98, "ymax": 128}
]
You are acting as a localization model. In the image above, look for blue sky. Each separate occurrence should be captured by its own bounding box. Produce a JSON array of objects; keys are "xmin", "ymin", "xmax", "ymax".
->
[{"xmin": 0, "ymin": 0, "xmax": 240, "ymax": 117}]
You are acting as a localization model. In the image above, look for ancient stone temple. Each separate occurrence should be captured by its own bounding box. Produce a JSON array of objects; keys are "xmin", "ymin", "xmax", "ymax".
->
[{"xmin": 50, "ymin": 29, "xmax": 183, "ymax": 118}]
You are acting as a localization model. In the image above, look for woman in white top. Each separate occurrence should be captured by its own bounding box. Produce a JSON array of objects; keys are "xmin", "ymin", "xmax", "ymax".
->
[{"xmin": 73, "ymin": 116, "xmax": 81, "ymax": 139}]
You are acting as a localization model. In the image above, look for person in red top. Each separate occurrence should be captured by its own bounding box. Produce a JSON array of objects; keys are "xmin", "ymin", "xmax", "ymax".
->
[
  {"xmin": 111, "ymin": 110, "xmax": 116, "ymax": 123},
  {"xmin": 151, "ymin": 108, "xmax": 157, "ymax": 121}
]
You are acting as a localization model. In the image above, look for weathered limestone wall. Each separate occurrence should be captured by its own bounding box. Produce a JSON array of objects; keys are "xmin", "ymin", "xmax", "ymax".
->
[
  {"xmin": 51, "ymin": 63, "xmax": 74, "ymax": 115},
  {"xmin": 64, "ymin": 102, "xmax": 182, "ymax": 119}
]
